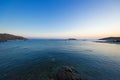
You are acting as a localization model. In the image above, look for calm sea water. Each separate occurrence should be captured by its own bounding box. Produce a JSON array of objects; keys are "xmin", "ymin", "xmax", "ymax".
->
[{"xmin": 0, "ymin": 39, "xmax": 120, "ymax": 80}]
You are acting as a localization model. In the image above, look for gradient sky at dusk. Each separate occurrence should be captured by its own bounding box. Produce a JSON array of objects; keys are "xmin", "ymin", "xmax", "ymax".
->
[{"xmin": 0, "ymin": 0, "xmax": 120, "ymax": 38}]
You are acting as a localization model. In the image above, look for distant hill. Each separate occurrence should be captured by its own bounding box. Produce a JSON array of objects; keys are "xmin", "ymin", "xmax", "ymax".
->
[
  {"xmin": 99, "ymin": 37, "xmax": 120, "ymax": 42},
  {"xmin": 0, "ymin": 33, "xmax": 27, "ymax": 42}
]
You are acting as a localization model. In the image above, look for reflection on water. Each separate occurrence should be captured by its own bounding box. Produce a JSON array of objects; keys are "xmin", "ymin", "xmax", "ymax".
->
[{"xmin": 0, "ymin": 39, "xmax": 120, "ymax": 80}]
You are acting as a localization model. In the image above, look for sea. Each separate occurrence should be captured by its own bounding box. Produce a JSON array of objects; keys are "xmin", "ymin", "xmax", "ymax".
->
[{"xmin": 0, "ymin": 39, "xmax": 120, "ymax": 80}]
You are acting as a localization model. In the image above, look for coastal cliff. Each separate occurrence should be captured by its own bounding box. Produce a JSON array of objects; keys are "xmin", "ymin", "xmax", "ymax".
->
[{"xmin": 0, "ymin": 33, "xmax": 27, "ymax": 42}]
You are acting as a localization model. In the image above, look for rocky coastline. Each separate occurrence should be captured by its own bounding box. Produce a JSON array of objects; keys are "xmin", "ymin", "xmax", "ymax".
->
[
  {"xmin": 99, "ymin": 37, "xmax": 120, "ymax": 42},
  {"xmin": 0, "ymin": 33, "xmax": 27, "ymax": 42}
]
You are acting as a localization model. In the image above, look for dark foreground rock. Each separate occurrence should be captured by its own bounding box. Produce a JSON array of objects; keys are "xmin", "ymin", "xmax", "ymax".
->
[
  {"xmin": 0, "ymin": 33, "xmax": 27, "ymax": 42},
  {"xmin": 49, "ymin": 66, "xmax": 82, "ymax": 80}
]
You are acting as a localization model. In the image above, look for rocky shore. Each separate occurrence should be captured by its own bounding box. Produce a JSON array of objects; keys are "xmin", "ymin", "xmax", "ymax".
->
[
  {"xmin": 96, "ymin": 37, "xmax": 120, "ymax": 44},
  {"xmin": 99, "ymin": 37, "xmax": 120, "ymax": 42},
  {"xmin": 0, "ymin": 33, "xmax": 27, "ymax": 42}
]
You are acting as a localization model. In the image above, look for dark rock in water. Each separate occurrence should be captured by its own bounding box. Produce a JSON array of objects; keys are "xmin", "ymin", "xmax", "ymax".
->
[
  {"xmin": 0, "ymin": 33, "xmax": 27, "ymax": 42},
  {"xmin": 55, "ymin": 66, "xmax": 82, "ymax": 80}
]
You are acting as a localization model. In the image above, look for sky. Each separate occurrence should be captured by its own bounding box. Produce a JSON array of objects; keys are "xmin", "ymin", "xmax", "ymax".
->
[{"xmin": 0, "ymin": 0, "xmax": 120, "ymax": 39}]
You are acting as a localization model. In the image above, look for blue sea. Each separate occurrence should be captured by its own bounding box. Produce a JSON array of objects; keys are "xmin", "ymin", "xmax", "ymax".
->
[{"xmin": 0, "ymin": 39, "xmax": 120, "ymax": 80}]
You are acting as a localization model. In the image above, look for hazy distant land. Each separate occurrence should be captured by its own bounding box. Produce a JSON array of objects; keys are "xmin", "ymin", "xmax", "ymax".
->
[
  {"xmin": 0, "ymin": 33, "xmax": 27, "ymax": 42},
  {"xmin": 97, "ymin": 37, "xmax": 120, "ymax": 44}
]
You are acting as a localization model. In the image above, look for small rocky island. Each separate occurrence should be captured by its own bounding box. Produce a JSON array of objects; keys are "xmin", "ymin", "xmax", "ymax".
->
[
  {"xmin": 0, "ymin": 33, "xmax": 27, "ymax": 42},
  {"xmin": 68, "ymin": 38, "xmax": 77, "ymax": 40},
  {"xmin": 99, "ymin": 37, "xmax": 120, "ymax": 43}
]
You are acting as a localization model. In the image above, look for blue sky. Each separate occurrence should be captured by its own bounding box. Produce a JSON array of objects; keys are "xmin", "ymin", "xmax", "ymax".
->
[{"xmin": 0, "ymin": 0, "xmax": 120, "ymax": 38}]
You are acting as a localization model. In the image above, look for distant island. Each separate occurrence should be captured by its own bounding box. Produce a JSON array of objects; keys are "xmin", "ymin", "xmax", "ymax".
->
[
  {"xmin": 99, "ymin": 37, "xmax": 120, "ymax": 42},
  {"xmin": 0, "ymin": 33, "xmax": 27, "ymax": 42},
  {"xmin": 68, "ymin": 38, "xmax": 77, "ymax": 40}
]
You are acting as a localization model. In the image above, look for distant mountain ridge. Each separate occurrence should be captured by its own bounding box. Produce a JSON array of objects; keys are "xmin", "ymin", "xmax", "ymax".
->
[{"xmin": 0, "ymin": 33, "xmax": 27, "ymax": 42}]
